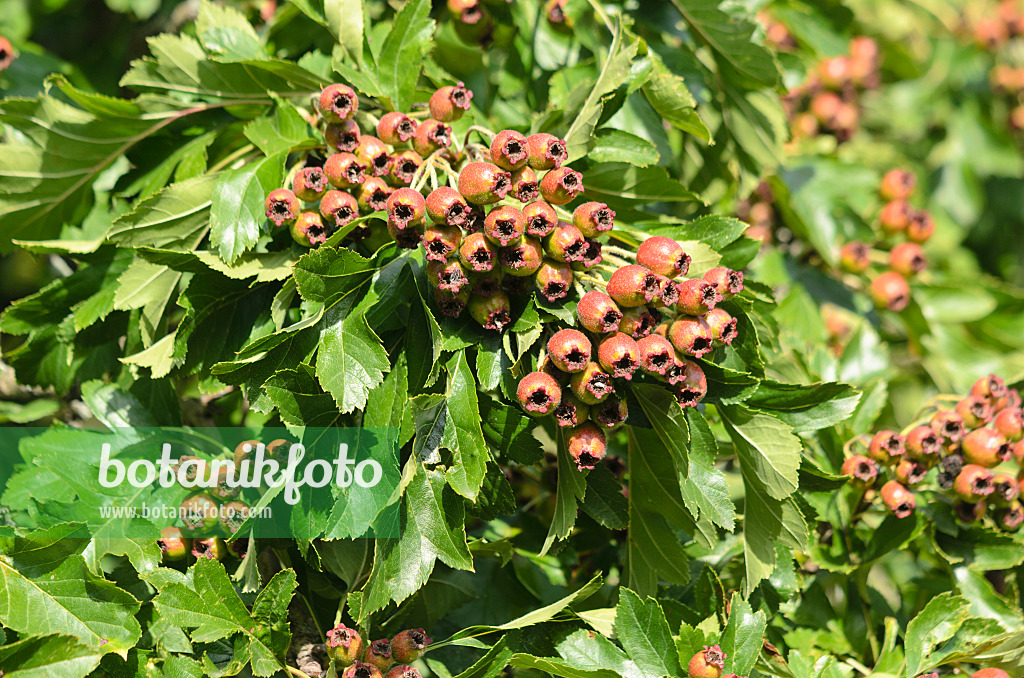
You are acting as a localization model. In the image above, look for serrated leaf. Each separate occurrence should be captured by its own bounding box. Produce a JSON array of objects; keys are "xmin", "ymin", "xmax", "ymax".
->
[
  {"xmin": 374, "ymin": 0, "xmax": 434, "ymax": 111},
  {"xmin": 720, "ymin": 593, "xmax": 767, "ymax": 677},
  {"xmin": 614, "ymin": 589, "xmax": 682, "ymax": 678},
  {"xmin": 316, "ymin": 305, "xmax": 391, "ymax": 414},
  {"xmin": 442, "ymin": 350, "xmax": 489, "ymax": 500},
  {"xmin": 209, "ymin": 152, "xmax": 284, "ymax": 263},
  {"xmin": 0, "ymin": 633, "xmax": 104, "ymax": 678}
]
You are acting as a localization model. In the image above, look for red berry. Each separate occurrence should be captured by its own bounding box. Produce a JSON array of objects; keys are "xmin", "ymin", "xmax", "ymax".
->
[
  {"xmin": 688, "ymin": 645, "xmax": 726, "ymax": 678},
  {"xmin": 957, "ymin": 395, "xmax": 994, "ymax": 428},
  {"xmin": 413, "ymin": 119, "xmax": 453, "ymax": 156},
  {"xmin": 434, "ymin": 287, "xmax": 469, "ymax": 317},
  {"xmin": 842, "ymin": 455, "xmax": 879, "ymax": 488},
  {"xmin": 953, "ymin": 499, "xmax": 986, "ymax": 523},
  {"xmin": 353, "ymin": 136, "xmax": 390, "ymax": 177},
  {"xmin": 325, "ymin": 152, "xmax": 367, "ymax": 189},
  {"xmin": 467, "ymin": 289, "xmax": 512, "ymax": 331},
  {"xmin": 427, "ymin": 259, "xmax": 470, "ymax": 294},
  {"xmin": 970, "ymin": 373, "xmax": 1008, "ymax": 400},
  {"xmin": 191, "ymin": 537, "xmax": 227, "ymax": 560},
  {"xmin": 377, "ymin": 112, "xmax": 418, "ymax": 145},
  {"xmin": 703, "ymin": 267, "xmax": 744, "ymax": 300},
  {"xmin": 868, "ymin": 430, "xmax": 905, "ymax": 465},
  {"xmin": 387, "ymin": 188, "xmax": 426, "ymax": 229},
  {"xmin": 291, "ymin": 212, "xmax": 330, "ymax": 247},
  {"xmin": 523, "ymin": 200, "xmax": 558, "ymax": 237},
  {"xmin": 386, "ymin": 217, "xmax": 420, "ymax": 247},
  {"xmin": 576, "ymin": 291, "xmax": 623, "ymax": 333},
  {"xmin": 905, "ymin": 425, "xmax": 942, "ymax": 461},
  {"xmin": 618, "ymin": 306, "xmax": 659, "ymax": 338},
  {"xmin": 894, "ymin": 458, "xmax": 927, "ymax": 486},
  {"xmin": 547, "ymin": 329, "xmax": 592, "ymax": 373},
  {"xmin": 593, "ymin": 396, "xmax": 629, "ymax": 430},
  {"xmin": 357, "ymin": 177, "xmax": 392, "ymax": 213},
  {"xmin": 608, "ymin": 265, "xmax": 660, "ymax": 307},
  {"xmin": 840, "ymin": 241, "xmax": 871, "ymax": 273},
  {"xmin": 880, "ymin": 168, "xmax": 916, "ymax": 201},
  {"xmin": 327, "ymin": 624, "xmax": 365, "ymax": 666},
  {"xmin": 673, "ymin": 359, "xmax": 707, "ymax": 407},
  {"xmin": 879, "ymin": 200, "xmax": 911, "ymax": 234},
  {"xmin": 387, "ymin": 151, "xmax": 423, "ymax": 186},
  {"xmin": 567, "ymin": 422, "xmax": 607, "ymax": 470},
  {"xmin": 880, "ymin": 480, "xmax": 915, "ymax": 518},
  {"xmin": 448, "ymin": 0, "xmax": 485, "ymax": 24},
  {"xmin": 543, "ymin": 222, "xmax": 588, "ymax": 263},
  {"xmin": 954, "ymin": 464, "xmax": 996, "ymax": 501},
  {"xmin": 490, "ymin": 129, "xmax": 530, "ymax": 171},
  {"xmin": 996, "ymin": 502, "xmax": 1024, "ymax": 531},
  {"xmin": 992, "ymin": 473, "xmax": 1020, "ymax": 505},
  {"xmin": 705, "ymin": 307, "xmax": 738, "ymax": 346},
  {"xmin": 597, "ymin": 332, "xmax": 639, "ymax": 379},
  {"xmin": 343, "ymin": 661, "xmax": 384, "ymax": 678},
  {"xmin": 526, "ymin": 133, "xmax": 568, "ymax": 170},
  {"xmin": 158, "ymin": 527, "xmax": 191, "ymax": 562},
  {"xmin": 386, "ymin": 667, "xmax": 423, "ymax": 678},
  {"xmin": 536, "ymin": 260, "xmax": 574, "ymax": 302},
  {"xmin": 869, "ymin": 271, "xmax": 911, "ymax": 312},
  {"xmin": 517, "ymin": 371, "xmax": 563, "ymax": 417},
  {"xmin": 962, "ymin": 428, "xmax": 1010, "ymax": 467},
  {"xmin": 484, "ymin": 205, "xmax": 526, "ymax": 246},
  {"xmin": 572, "ymin": 201, "xmax": 615, "ymax": 237},
  {"xmin": 906, "ymin": 210, "xmax": 934, "ymax": 243},
  {"xmin": 971, "ymin": 670, "xmax": 1012, "ymax": 678},
  {"xmin": 636, "ymin": 236, "xmax": 690, "ymax": 278},
  {"xmin": 889, "ymin": 242, "xmax": 927, "ymax": 277},
  {"xmin": 500, "ymin": 236, "xmax": 543, "ymax": 276},
  {"xmin": 539, "ymin": 167, "xmax": 584, "ymax": 205},
  {"xmin": 293, "ymin": 166, "xmax": 328, "ymax": 202},
  {"xmin": 506, "ymin": 166, "xmax": 540, "ymax": 203},
  {"xmin": 677, "ymin": 278, "xmax": 721, "ymax": 315},
  {"xmin": 320, "ymin": 190, "xmax": 359, "ymax": 228},
  {"xmin": 669, "ymin": 316, "xmax": 714, "ymax": 359},
  {"xmin": 0, "ymin": 37, "xmax": 16, "ymax": 72},
  {"xmin": 426, "ymin": 186, "xmax": 470, "ymax": 226},
  {"xmin": 459, "ymin": 232, "xmax": 499, "ymax": 272},
  {"xmin": 930, "ymin": 410, "xmax": 965, "ymax": 444},
  {"xmin": 553, "ymin": 392, "xmax": 590, "ymax": 427},
  {"xmin": 265, "ymin": 188, "xmax": 301, "ymax": 226},
  {"xmin": 318, "ymin": 83, "xmax": 358, "ymax": 122},
  {"xmin": 994, "ymin": 407, "xmax": 1024, "ymax": 441},
  {"xmin": 326, "ymin": 119, "xmax": 362, "ymax": 152},
  {"xmin": 422, "ymin": 224, "xmax": 463, "ymax": 262},
  {"xmin": 637, "ymin": 334, "xmax": 675, "ymax": 376},
  {"xmin": 570, "ymin": 362, "xmax": 614, "ymax": 404},
  {"xmin": 458, "ymin": 162, "xmax": 512, "ymax": 204},
  {"xmin": 429, "ymin": 82, "xmax": 473, "ymax": 122}
]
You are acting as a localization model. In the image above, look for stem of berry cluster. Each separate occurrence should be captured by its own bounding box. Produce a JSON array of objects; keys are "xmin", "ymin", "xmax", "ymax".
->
[
  {"xmin": 463, "ymin": 125, "xmax": 497, "ymax": 147},
  {"xmin": 600, "ymin": 251, "xmax": 633, "ymax": 268},
  {"xmin": 602, "ymin": 244, "xmax": 637, "ymax": 259},
  {"xmin": 842, "ymin": 433, "xmax": 870, "ymax": 457},
  {"xmin": 410, "ymin": 148, "xmax": 460, "ymax": 190},
  {"xmin": 911, "ymin": 394, "xmax": 964, "ymax": 419},
  {"xmin": 577, "ymin": 273, "xmax": 607, "ymax": 288}
]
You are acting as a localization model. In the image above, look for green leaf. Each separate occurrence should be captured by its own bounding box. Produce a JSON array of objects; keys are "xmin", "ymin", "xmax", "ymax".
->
[
  {"xmin": 209, "ymin": 152, "xmax": 285, "ymax": 263},
  {"xmin": 635, "ymin": 215, "xmax": 748, "ymax": 250},
  {"xmin": 555, "ymin": 628, "xmax": 643, "ymax": 678},
  {"xmin": 720, "ymin": 593, "xmax": 767, "ymax": 677},
  {"xmin": 542, "ymin": 428, "xmax": 589, "ymax": 555},
  {"xmin": 195, "ymin": 0, "xmax": 267, "ymax": 61},
  {"xmin": 106, "ymin": 174, "xmax": 217, "ymax": 249},
  {"xmin": 682, "ymin": 408, "xmax": 735, "ymax": 530},
  {"xmin": 244, "ymin": 106, "xmax": 317, "ymax": 156},
  {"xmin": 905, "ymin": 593, "xmax": 971, "ymax": 675},
  {"xmin": 442, "ymin": 350, "xmax": 489, "ymax": 500},
  {"xmin": 326, "ymin": 0, "xmax": 365, "ymax": 61},
  {"xmin": 614, "ymin": 589, "xmax": 683, "ymax": 678},
  {"xmin": 316, "ymin": 305, "xmax": 391, "ymax": 414},
  {"xmin": 719, "ymin": 405, "xmax": 801, "ymax": 500},
  {"xmin": 589, "ymin": 129, "xmax": 661, "ymax": 167},
  {"xmin": 374, "ymin": 0, "xmax": 435, "ymax": 111},
  {"xmin": 255, "ymin": 364, "xmax": 340, "ymax": 427},
  {"xmin": 581, "ymin": 464, "xmax": 629, "ymax": 530},
  {"xmin": 0, "ymin": 633, "xmax": 104, "ymax": 677},
  {"xmin": 632, "ymin": 383, "xmax": 690, "ymax": 478},
  {"xmin": 642, "ymin": 56, "xmax": 711, "ymax": 143},
  {"xmin": 584, "ymin": 163, "xmax": 700, "ymax": 212},
  {"xmin": 744, "ymin": 380, "xmax": 861, "ymax": 432}
]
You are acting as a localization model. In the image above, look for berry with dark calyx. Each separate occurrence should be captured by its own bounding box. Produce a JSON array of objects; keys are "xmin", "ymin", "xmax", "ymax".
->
[
  {"xmin": 547, "ymin": 329, "xmax": 592, "ymax": 372},
  {"xmin": 619, "ymin": 306, "xmax": 659, "ymax": 338},
  {"xmin": 659, "ymin": 350, "xmax": 692, "ymax": 386},
  {"xmin": 879, "ymin": 200, "xmax": 911, "ymax": 234},
  {"xmin": 992, "ymin": 473, "xmax": 1020, "ymax": 505},
  {"xmin": 953, "ymin": 499, "xmax": 986, "ymax": 523},
  {"xmin": 996, "ymin": 502, "xmax": 1024, "ymax": 531},
  {"xmin": 994, "ymin": 388, "xmax": 1022, "ymax": 413},
  {"xmin": 567, "ymin": 422, "xmax": 607, "ymax": 470},
  {"xmin": 413, "ymin": 119, "xmax": 453, "ymax": 156},
  {"xmin": 954, "ymin": 464, "xmax": 996, "ymax": 501},
  {"xmin": 458, "ymin": 162, "xmax": 512, "ymax": 204},
  {"xmin": 637, "ymin": 334, "xmax": 675, "ymax": 376},
  {"xmin": 593, "ymin": 396, "xmax": 628, "ymax": 430},
  {"xmin": 688, "ymin": 645, "xmax": 726, "ymax": 678},
  {"xmin": 994, "ymin": 407, "xmax": 1024, "ymax": 441},
  {"xmin": 158, "ymin": 526, "xmax": 191, "ymax": 562},
  {"xmin": 517, "ymin": 371, "xmax": 562, "ymax": 417},
  {"xmin": 705, "ymin": 307, "xmax": 739, "ymax": 346},
  {"xmin": 265, "ymin": 189, "xmax": 301, "ymax": 227},
  {"xmin": 574, "ymin": 239, "xmax": 603, "ymax": 270},
  {"xmin": 637, "ymin": 236, "xmax": 690, "ymax": 278},
  {"xmin": 388, "ymin": 630, "xmax": 430, "ymax": 670},
  {"xmin": 842, "ymin": 455, "xmax": 879, "ymax": 488},
  {"xmin": 906, "ymin": 425, "xmax": 942, "ymax": 462},
  {"xmin": 677, "ymin": 278, "xmax": 721, "ymax": 316},
  {"xmin": 930, "ymin": 410, "xmax": 965, "ymax": 444},
  {"xmin": 576, "ymin": 291, "xmax": 623, "ymax": 333},
  {"xmin": 880, "ymin": 480, "xmax": 916, "ymax": 518},
  {"xmin": 291, "ymin": 212, "xmax": 330, "ymax": 247},
  {"xmin": 553, "ymin": 392, "xmax": 590, "ymax": 427},
  {"xmin": 572, "ymin": 202, "xmax": 615, "ymax": 237},
  {"xmin": 539, "ymin": 167, "xmax": 584, "ymax": 205},
  {"xmin": 0, "ymin": 37, "xmax": 16, "ymax": 72},
  {"xmin": 937, "ymin": 469, "xmax": 956, "ymax": 489},
  {"xmin": 608, "ymin": 265, "xmax": 660, "ymax": 307},
  {"xmin": 320, "ymin": 190, "xmax": 359, "ymax": 228},
  {"xmin": 545, "ymin": 0, "xmax": 572, "ymax": 26},
  {"xmin": 219, "ymin": 500, "xmax": 250, "ymax": 534},
  {"xmin": 378, "ymin": 112, "xmax": 418, "ymax": 145},
  {"xmin": 970, "ymin": 671, "xmax": 1012, "ymax": 678},
  {"xmin": 869, "ymin": 271, "xmax": 911, "ymax": 312},
  {"xmin": 895, "ymin": 458, "xmax": 928, "ymax": 486},
  {"xmin": 543, "ymin": 222, "xmax": 588, "ymax": 263},
  {"xmin": 388, "ymin": 219, "xmax": 422, "ymax": 249},
  {"xmin": 962, "ymin": 428, "xmax": 1010, "ymax": 467},
  {"xmin": 459, "ymin": 232, "xmax": 499, "ymax": 272},
  {"xmin": 500, "ymin": 236, "xmax": 543, "ymax": 276},
  {"xmin": 387, "ymin": 667, "xmax": 422, "ymax": 678},
  {"xmin": 434, "ymin": 287, "xmax": 470, "ymax": 317},
  {"xmin": 906, "ymin": 210, "xmax": 935, "ymax": 243},
  {"xmin": 703, "ymin": 267, "xmax": 744, "ymax": 300},
  {"xmin": 597, "ymin": 332, "xmax": 639, "ymax": 379},
  {"xmin": 941, "ymin": 453, "xmax": 965, "ymax": 478},
  {"xmin": 423, "ymin": 224, "xmax": 463, "ymax": 262},
  {"xmin": 426, "ymin": 186, "xmax": 470, "ymax": 226},
  {"xmin": 363, "ymin": 639, "xmax": 394, "ymax": 672},
  {"xmin": 971, "ymin": 373, "xmax": 1008, "ymax": 401},
  {"xmin": 879, "ymin": 168, "xmax": 916, "ymax": 201},
  {"xmin": 386, "ymin": 188, "xmax": 426, "ymax": 229},
  {"xmin": 387, "ymin": 150, "xmax": 423, "ymax": 186},
  {"xmin": 343, "ymin": 661, "xmax": 384, "ymax": 678},
  {"xmin": 523, "ymin": 200, "xmax": 558, "ymax": 236},
  {"xmin": 212, "ymin": 466, "xmax": 240, "ymax": 500},
  {"xmin": 868, "ymin": 430, "xmax": 905, "ymax": 465},
  {"xmin": 510, "ymin": 166, "xmax": 540, "ymax": 203},
  {"xmin": 427, "ymin": 259, "xmax": 470, "ymax": 294},
  {"xmin": 325, "ymin": 152, "xmax": 366, "ymax": 189},
  {"xmin": 890, "ymin": 242, "xmax": 927, "ymax": 277},
  {"xmin": 327, "ymin": 624, "xmax": 365, "ymax": 667},
  {"xmin": 448, "ymin": 0, "xmax": 484, "ymax": 23},
  {"xmin": 192, "ymin": 537, "xmax": 227, "ymax": 560},
  {"xmin": 318, "ymin": 83, "xmax": 358, "ymax": 122},
  {"xmin": 570, "ymin": 362, "xmax": 614, "ymax": 404},
  {"xmin": 485, "ymin": 205, "xmax": 526, "ymax": 246},
  {"xmin": 490, "ymin": 129, "xmax": 530, "ymax": 171},
  {"xmin": 467, "ymin": 290, "xmax": 512, "ymax": 331},
  {"xmin": 957, "ymin": 395, "xmax": 994, "ymax": 428},
  {"xmin": 357, "ymin": 177, "xmax": 392, "ymax": 213},
  {"xmin": 326, "ymin": 119, "xmax": 361, "ymax": 152},
  {"xmin": 353, "ymin": 136, "xmax": 390, "ymax": 178},
  {"xmin": 673, "ymin": 359, "xmax": 708, "ymax": 407},
  {"xmin": 840, "ymin": 241, "xmax": 871, "ymax": 273},
  {"xmin": 535, "ymin": 259, "xmax": 574, "ymax": 302},
  {"xmin": 526, "ymin": 133, "xmax": 568, "ymax": 170},
  {"xmin": 669, "ymin": 316, "xmax": 715, "ymax": 359},
  {"xmin": 293, "ymin": 166, "xmax": 328, "ymax": 202},
  {"xmin": 430, "ymin": 82, "xmax": 473, "ymax": 122}
]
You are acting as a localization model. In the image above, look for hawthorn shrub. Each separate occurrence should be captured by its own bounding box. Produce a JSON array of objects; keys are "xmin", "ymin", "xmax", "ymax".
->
[{"xmin": 0, "ymin": 0, "xmax": 1022, "ymax": 677}]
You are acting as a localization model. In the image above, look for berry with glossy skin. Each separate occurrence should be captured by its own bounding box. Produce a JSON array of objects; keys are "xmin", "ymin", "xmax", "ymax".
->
[
  {"xmin": 608, "ymin": 265, "xmax": 660, "ymax": 307},
  {"xmin": 352, "ymin": 137, "xmax": 389, "ymax": 178},
  {"xmin": 292, "ymin": 167, "xmax": 328, "ymax": 202},
  {"xmin": 413, "ymin": 119, "xmax": 453, "ymax": 157},
  {"xmin": 879, "ymin": 168, "xmax": 916, "ymax": 201},
  {"xmin": 879, "ymin": 200, "xmax": 912, "ymax": 234},
  {"xmin": 842, "ymin": 455, "xmax": 879, "ymax": 488},
  {"xmin": 484, "ymin": 205, "xmax": 526, "ymax": 246},
  {"xmin": 673, "ymin": 359, "xmax": 708, "ymax": 407},
  {"xmin": 423, "ymin": 224, "xmax": 462, "ymax": 262},
  {"xmin": 500, "ymin": 236, "xmax": 543, "ymax": 276},
  {"xmin": 434, "ymin": 287, "xmax": 469, "ymax": 317},
  {"xmin": 553, "ymin": 392, "xmax": 589, "ymax": 427},
  {"xmin": 970, "ymin": 670, "xmax": 1012, "ymax": 678},
  {"xmin": 669, "ymin": 316, "xmax": 715, "ymax": 359},
  {"xmin": 467, "ymin": 290, "xmax": 511, "ymax": 331},
  {"xmin": 386, "ymin": 667, "xmax": 422, "ymax": 678},
  {"xmin": 688, "ymin": 645, "xmax": 726, "ymax": 678},
  {"xmin": 992, "ymin": 473, "xmax": 1020, "ymax": 505},
  {"xmin": 539, "ymin": 167, "xmax": 584, "ymax": 205},
  {"xmin": 906, "ymin": 210, "xmax": 934, "ymax": 243},
  {"xmin": 650, "ymin": 275, "xmax": 679, "ymax": 308},
  {"xmin": 971, "ymin": 373, "xmax": 1008, "ymax": 401},
  {"xmin": 543, "ymin": 222, "xmax": 588, "ymax": 263},
  {"xmin": 319, "ymin": 84, "xmax": 358, "ymax": 122},
  {"xmin": 292, "ymin": 212, "xmax": 330, "ymax": 247},
  {"xmin": 265, "ymin": 189, "xmax": 301, "ymax": 227},
  {"xmin": 572, "ymin": 202, "xmax": 615, "ymax": 237},
  {"xmin": 363, "ymin": 639, "xmax": 394, "ymax": 672},
  {"xmin": 889, "ymin": 242, "xmax": 927, "ymax": 277},
  {"xmin": 387, "ymin": 188, "xmax": 426, "ymax": 230},
  {"xmin": 343, "ymin": 661, "xmax": 384, "ymax": 678},
  {"xmin": 895, "ymin": 458, "xmax": 928, "ymax": 486},
  {"xmin": 547, "ymin": 329, "xmax": 592, "ymax": 372},
  {"xmin": 619, "ymin": 306, "xmax": 659, "ymax": 338},
  {"xmin": 501, "ymin": 164, "xmax": 539, "ymax": 203},
  {"xmin": 536, "ymin": 259, "xmax": 574, "ymax": 302},
  {"xmin": 458, "ymin": 232, "xmax": 498, "ymax": 272},
  {"xmin": 387, "ymin": 150, "xmax": 423, "ymax": 186},
  {"xmin": 957, "ymin": 395, "xmax": 994, "ymax": 428},
  {"xmin": 996, "ymin": 502, "xmax": 1024, "ymax": 531},
  {"xmin": 325, "ymin": 152, "xmax": 366, "ymax": 189},
  {"xmin": 192, "ymin": 537, "xmax": 228, "ymax": 560},
  {"xmin": 425, "ymin": 186, "xmax": 469, "ymax": 227},
  {"xmin": 320, "ymin": 190, "xmax": 359, "ymax": 228},
  {"xmin": 570, "ymin": 362, "xmax": 614, "ymax": 404},
  {"xmin": 158, "ymin": 526, "xmax": 191, "ymax": 562},
  {"xmin": 594, "ymin": 396, "xmax": 629, "ymax": 430},
  {"xmin": 677, "ymin": 279, "xmax": 721, "ymax": 316},
  {"xmin": 994, "ymin": 408, "xmax": 1024, "ymax": 441},
  {"xmin": 637, "ymin": 334, "xmax": 675, "ymax": 376},
  {"xmin": 357, "ymin": 177, "xmax": 392, "ymax": 213},
  {"xmin": 954, "ymin": 464, "xmax": 996, "ymax": 501},
  {"xmin": 567, "ymin": 422, "xmax": 607, "ymax": 470},
  {"xmin": 994, "ymin": 388, "xmax": 1023, "ymax": 413},
  {"xmin": 703, "ymin": 267, "xmax": 744, "ymax": 300},
  {"xmin": 327, "ymin": 625, "xmax": 365, "ymax": 667},
  {"xmin": 597, "ymin": 332, "xmax": 639, "ymax": 379},
  {"xmin": 378, "ymin": 112, "xmax": 418, "ymax": 145},
  {"xmin": 523, "ymin": 200, "xmax": 558, "ymax": 237},
  {"xmin": 458, "ymin": 162, "xmax": 512, "ymax": 204},
  {"xmin": 576, "ymin": 291, "xmax": 622, "ymax": 333},
  {"xmin": 962, "ymin": 428, "xmax": 1010, "ymax": 467},
  {"xmin": 840, "ymin": 241, "xmax": 871, "ymax": 273},
  {"xmin": 430, "ymin": 82, "xmax": 473, "ymax": 121},
  {"xmin": 880, "ymin": 480, "xmax": 916, "ymax": 518},
  {"xmin": 526, "ymin": 133, "xmax": 568, "ymax": 170},
  {"xmin": 637, "ymin": 236, "xmax": 690, "ymax": 278},
  {"xmin": 868, "ymin": 430, "xmax": 905, "ymax": 465},
  {"xmin": 869, "ymin": 271, "xmax": 911, "ymax": 312},
  {"xmin": 490, "ymin": 129, "xmax": 529, "ymax": 171},
  {"xmin": 326, "ymin": 119, "xmax": 361, "ymax": 152},
  {"xmin": 705, "ymin": 307, "xmax": 738, "ymax": 346},
  {"xmin": 905, "ymin": 425, "xmax": 942, "ymax": 462},
  {"xmin": 930, "ymin": 410, "xmax": 966, "ymax": 444}
]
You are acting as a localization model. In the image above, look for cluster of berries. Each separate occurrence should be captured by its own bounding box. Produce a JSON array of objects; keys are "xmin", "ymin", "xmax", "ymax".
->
[
  {"xmin": 919, "ymin": 670, "xmax": 1014, "ymax": 678},
  {"xmin": 734, "ymin": 180, "xmax": 776, "ymax": 245},
  {"xmin": 686, "ymin": 644, "xmax": 745, "ymax": 678},
  {"xmin": 841, "ymin": 373, "xmax": 1023, "ymax": 532},
  {"xmin": 0, "ymin": 36, "xmax": 14, "ymax": 73},
  {"xmin": 515, "ymin": 239, "xmax": 744, "ymax": 470},
  {"xmin": 838, "ymin": 168, "xmax": 933, "ymax": 313},
  {"xmin": 325, "ymin": 624, "xmax": 430, "ymax": 678},
  {"xmin": 780, "ymin": 36, "xmax": 880, "ymax": 143},
  {"xmin": 966, "ymin": 0, "xmax": 1024, "ymax": 49}
]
